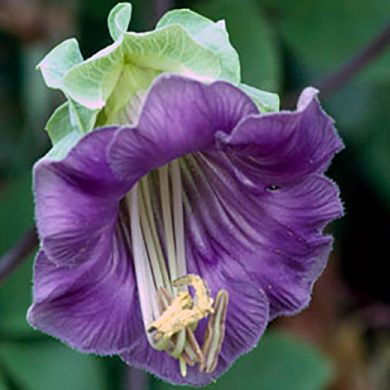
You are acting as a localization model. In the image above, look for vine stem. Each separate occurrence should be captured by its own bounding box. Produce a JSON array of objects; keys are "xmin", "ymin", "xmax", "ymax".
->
[
  {"xmin": 153, "ymin": 0, "xmax": 173, "ymax": 25},
  {"xmin": 283, "ymin": 22, "xmax": 390, "ymax": 107},
  {"xmin": 0, "ymin": 228, "xmax": 38, "ymax": 285},
  {"xmin": 317, "ymin": 22, "xmax": 390, "ymax": 98}
]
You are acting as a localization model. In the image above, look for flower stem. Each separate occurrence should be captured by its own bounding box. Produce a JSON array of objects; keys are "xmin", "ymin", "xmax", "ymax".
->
[
  {"xmin": 283, "ymin": 22, "xmax": 390, "ymax": 107},
  {"xmin": 317, "ymin": 22, "xmax": 390, "ymax": 98},
  {"xmin": 0, "ymin": 228, "xmax": 38, "ymax": 286},
  {"xmin": 126, "ymin": 186, "xmax": 158, "ymax": 336}
]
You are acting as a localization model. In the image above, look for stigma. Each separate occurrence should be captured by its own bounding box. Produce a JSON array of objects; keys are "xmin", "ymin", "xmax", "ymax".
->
[{"xmin": 122, "ymin": 160, "xmax": 229, "ymax": 376}]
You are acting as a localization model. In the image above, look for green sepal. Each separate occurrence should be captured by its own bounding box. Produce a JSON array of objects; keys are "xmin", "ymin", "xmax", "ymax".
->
[
  {"xmin": 45, "ymin": 131, "xmax": 82, "ymax": 160},
  {"xmin": 37, "ymin": 2, "xmax": 281, "ymax": 161},
  {"xmin": 45, "ymin": 103, "xmax": 75, "ymax": 144},
  {"xmin": 62, "ymin": 24, "xmax": 222, "ymax": 110},
  {"xmin": 37, "ymin": 38, "xmax": 83, "ymax": 90},
  {"xmin": 108, "ymin": 2, "xmax": 132, "ymax": 41},
  {"xmin": 44, "ymin": 101, "xmax": 97, "ymax": 159},
  {"xmin": 39, "ymin": 3, "xmax": 243, "ymax": 118},
  {"xmin": 157, "ymin": 9, "xmax": 240, "ymax": 84},
  {"xmin": 96, "ymin": 63, "xmax": 160, "ymax": 126},
  {"xmin": 45, "ymin": 104, "xmax": 81, "ymax": 160},
  {"xmin": 68, "ymin": 99, "xmax": 99, "ymax": 134},
  {"xmin": 240, "ymin": 83, "xmax": 280, "ymax": 112}
]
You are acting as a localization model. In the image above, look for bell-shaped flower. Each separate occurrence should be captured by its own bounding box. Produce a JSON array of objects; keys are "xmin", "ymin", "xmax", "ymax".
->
[{"xmin": 28, "ymin": 3, "xmax": 343, "ymax": 387}]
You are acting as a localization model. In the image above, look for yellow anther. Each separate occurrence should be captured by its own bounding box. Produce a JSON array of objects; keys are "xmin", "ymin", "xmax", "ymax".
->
[
  {"xmin": 148, "ymin": 275, "xmax": 227, "ymax": 376},
  {"xmin": 148, "ymin": 291, "xmax": 193, "ymax": 336},
  {"xmin": 173, "ymin": 274, "xmax": 213, "ymax": 312},
  {"xmin": 148, "ymin": 274, "xmax": 213, "ymax": 341}
]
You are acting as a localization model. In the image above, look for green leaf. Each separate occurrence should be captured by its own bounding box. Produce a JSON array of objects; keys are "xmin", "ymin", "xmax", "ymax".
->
[
  {"xmin": 274, "ymin": 0, "xmax": 390, "ymax": 80},
  {"xmin": 152, "ymin": 331, "xmax": 333, "ymax": 390},
  {"xmin": 0, "ymin": 175, "xmax": 33, "ymax": 254},
  {"xmin": 0, "ymin": 175, "xmax": 34, "ymax": 335},
  {"xmin": 157, "ymin": 9, "xmax": 240, "ymax": 84},
  {"xmin": 0, "ymin": 342, "xmax": 106, "ymax": 390},
  {"xmin": 195, "ymin": 0, "xmax": 281, "ymax": 91},
  {"xmin": 0, "ymin": 258, "xmax": 34, "ymax": 336},
  {"xmin": 37, "ymin": 38, "xmax": 83, "ymax": 90},
  {"xmin": 108, "ymin": 2, "xmax": 132, "ymax": 41},
  {"xmin": 0, "ymin": 374, "xmax": 6, "ymax": 390},
  {"xmin": 240, "ymin": 83, "xmax": 280, "ymax": 112}
]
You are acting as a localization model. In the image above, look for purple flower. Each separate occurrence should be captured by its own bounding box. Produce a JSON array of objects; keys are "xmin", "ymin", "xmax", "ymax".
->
[{"xmin": 28, "ymin": 74, "xmax": 343, "ymax": 386}]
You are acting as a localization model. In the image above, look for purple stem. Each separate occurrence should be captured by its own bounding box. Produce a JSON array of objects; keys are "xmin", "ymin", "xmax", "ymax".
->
[
  {"xmin": 317, "ymin": 22, "xmax": 390, "ymax": 98},
  {"xmin": 0, "ymin": 228, "xmax": 38, "ymax": 285},
  {"xmin": 283, "ymin": 22, "xmax": 390, "ymax": 107},
  {"xmin": 153, "ymin": 0, "xmax": 173, "ymax": 25}
]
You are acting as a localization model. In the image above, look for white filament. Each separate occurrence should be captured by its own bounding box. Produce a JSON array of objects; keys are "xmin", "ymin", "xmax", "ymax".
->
[
  {"xmin": 171, "ymin": 160, "xmax": 187, "ymax": 279},
  {"xmin": 159, "ymin": 166, "xmax": 178, "ymax": 284},
  {"xmin": 127, "ymin": 162, "xmax": 188, "ymax": 344},
  {"xmin": 140, "ymin": 177, "xmax": 172, "ymax": 293},
  {"xmin": 127, "ymin": 185, "xmax": 157, "ymax": 345}
]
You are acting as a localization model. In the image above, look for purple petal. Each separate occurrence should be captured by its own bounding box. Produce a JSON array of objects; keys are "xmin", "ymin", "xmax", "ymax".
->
[
  {"xmin": 217, "ymin": 87, "xmax": 344, "ymax": 186},
  {"xmin": 108, "ymin": 74, "xmax": 258, "ymax": 181},
  {"xmin": 121, "ymin": 260, "xmax": 268, "ymax": 386},
  {"xmin": 28, "ymin": 227, "xmax": 143, "ymax": 354},
  {"xmin": 34, "ymin": 127, "xmax": 128, "ymax": 266},
  {"xmin": 181, "ymin": 152, "xmax": 343, "ymax": 319}
]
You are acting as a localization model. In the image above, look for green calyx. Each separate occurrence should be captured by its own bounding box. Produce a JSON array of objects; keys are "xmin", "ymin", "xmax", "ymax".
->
[{"xmin": 38, "ymin": 2, "xmax": 279, "ymax": 158}]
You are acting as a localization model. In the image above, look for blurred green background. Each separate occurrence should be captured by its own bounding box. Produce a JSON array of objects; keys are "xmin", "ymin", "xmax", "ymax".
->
[{"xmin": 0, "ymin": 0, "xmax": 389, "ymax": 389}]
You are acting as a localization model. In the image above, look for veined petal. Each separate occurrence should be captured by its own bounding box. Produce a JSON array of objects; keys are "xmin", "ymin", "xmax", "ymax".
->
[
  {"xmin": 108, "ymin": 74, "xmax": 258, "ymax": 181},
  {"xmin": 34, "ymin": 127, "xmax": 128, "ymax": 266},
  {"xmin": 217, "ymin": 87, "xmax": 344, "ymax": 186},
  {"xmin": 27, "ymin": 228, "xmax": 143, "ymax": 354},
  {"xmin": 180, "ymin": 152, "xmax": 343, "ymax": 319},
  {"xmin": 121, "ymin": 259, "xmax": 268, "ymax": 386}
]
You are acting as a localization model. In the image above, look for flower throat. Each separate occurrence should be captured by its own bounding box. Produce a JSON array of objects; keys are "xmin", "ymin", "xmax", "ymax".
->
[{"xmin": 121, "ymin": 160, "xmax": 229, "ymax": 376}]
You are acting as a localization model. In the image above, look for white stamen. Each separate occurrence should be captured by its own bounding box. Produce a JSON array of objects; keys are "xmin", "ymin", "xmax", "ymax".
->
[
  {"xmin": 125, "ymin": 161, "xmax": 226, "ymax": 374},
  {"xmin": 139, "ymin": 184, "xmax": 169, "ymax": 291},
  {"xmin": 127, "ymin": 185, "xmax": 157, "ymax": 344},
  {"xmin": 159, "ymin": 166, "xmax": 178, "ymax": 285},
  {"xmin": 171, "ymin": 160, "xmax": 187, "ymax": 279},
  {"xmin": 140, "ymin": 177, "xmax": 171, "ymax": 291}
]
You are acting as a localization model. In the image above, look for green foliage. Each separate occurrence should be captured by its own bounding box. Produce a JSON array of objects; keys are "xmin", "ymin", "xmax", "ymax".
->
[
  {"xmin": 269, "ymin": 0, "xmax": 390, "ymax": 79},
  {"xmin": 0, "ymin": 175, "xmax": 33, "ymax": 335},
  {"xmin": 0, "ymin": 173, "xmax": 111, "ymax": 389},
  {"xmin": 0, "ymin": 343, "xmax": 106, "ymax": 390},
  {"xmin": 0, "ymin": 175, "xmax": 33, "ymax": 253},
  {"xmin": 195, "ymin": 0, "xmax": 281, "ymax": 91},
  {"xmin": 152, "ymin": 331, "xmax": 333, "ymax": 390}
]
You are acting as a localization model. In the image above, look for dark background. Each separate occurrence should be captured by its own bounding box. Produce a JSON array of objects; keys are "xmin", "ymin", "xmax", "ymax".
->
[{"xmin": 0, "ymin": 0, "xmax": 389, "ymax": 389}]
